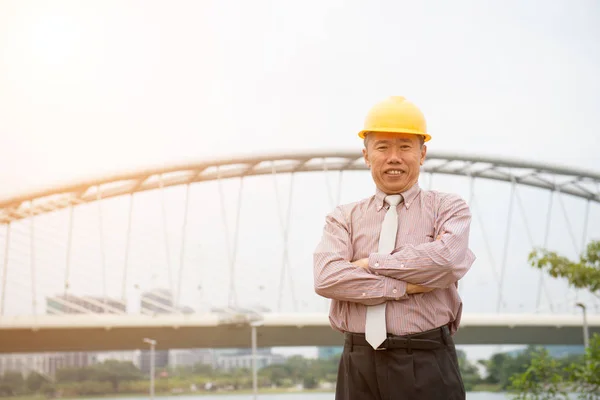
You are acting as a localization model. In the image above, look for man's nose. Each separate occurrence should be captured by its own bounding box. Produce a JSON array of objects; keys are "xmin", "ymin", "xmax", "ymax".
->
[{"xmin": 387, "ymin": 148, "xmax": 402, "ymax": 163}]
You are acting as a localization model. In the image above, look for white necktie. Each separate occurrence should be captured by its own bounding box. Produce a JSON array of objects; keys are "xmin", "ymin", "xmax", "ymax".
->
[{"xmin": 365, "ymin": 194, "xmax": 402, "ymax": 349}]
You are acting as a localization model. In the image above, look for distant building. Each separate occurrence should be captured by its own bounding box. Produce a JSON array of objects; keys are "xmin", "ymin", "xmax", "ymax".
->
[
  {"xmin": 170, "ymin": 349, "xmax": 215, "ymax": 368},
  {"xmin": 505, "ymin": 345, "xmax": 585, "ymax": 358},
  {"xmin": 93, "ymin": 351, "xmax": 141, "ymax": 368},
  {"xmin": 215, "ymin": 348, "xmax": 285, "ymax": 371},
  {"xmin": 139, "ymin": 349, "xmax": 169, "ymax": 375},
  {"xmin": 0, "ymin": 352, "xmax": 89, "ymax": 380},
  {"xmin": 318, "ymin": 346, "xmax": 343, "ymax": 360}
]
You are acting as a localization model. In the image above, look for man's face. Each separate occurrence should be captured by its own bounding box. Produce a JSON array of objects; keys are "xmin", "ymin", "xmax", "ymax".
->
[{"xmin": 362, "ymin": 131, "xmax": 427, "ymax": 194}]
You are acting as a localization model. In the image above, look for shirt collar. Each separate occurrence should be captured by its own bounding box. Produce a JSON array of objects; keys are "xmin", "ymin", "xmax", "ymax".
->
[{"xmin": 375, "ymin": 183, "xmax": 421, "ymax": 211}]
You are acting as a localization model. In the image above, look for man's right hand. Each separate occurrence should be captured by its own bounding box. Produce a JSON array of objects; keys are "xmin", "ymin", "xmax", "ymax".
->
[
  {"xmin": 406, "ymin": 283, "xmax": 435, "ymax": 294},
  {"xmin": 404, "ymin": 231, "xmax": 445, "ymax": 295}
]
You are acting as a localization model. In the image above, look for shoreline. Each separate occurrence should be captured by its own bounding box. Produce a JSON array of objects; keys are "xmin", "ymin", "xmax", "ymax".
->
[{"xmin": 8, "ymin": 384, "xmax": 505, "ymax": 400}]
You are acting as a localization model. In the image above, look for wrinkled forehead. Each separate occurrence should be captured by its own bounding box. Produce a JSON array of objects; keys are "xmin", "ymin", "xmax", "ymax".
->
[{"xmin": 365, "ymin": 131, "xmax": 422, "ymax": 145}]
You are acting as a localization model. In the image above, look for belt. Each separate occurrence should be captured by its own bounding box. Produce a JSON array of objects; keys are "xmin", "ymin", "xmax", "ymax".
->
[{"xmin": 344, "ymin": 325, "xmax": 450, "ymax": 351}]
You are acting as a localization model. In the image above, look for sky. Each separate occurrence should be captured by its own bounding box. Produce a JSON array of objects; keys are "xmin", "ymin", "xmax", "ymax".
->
[{"xmin": 1, "ymin": 0, "xmax": 599, "ymax": 361}]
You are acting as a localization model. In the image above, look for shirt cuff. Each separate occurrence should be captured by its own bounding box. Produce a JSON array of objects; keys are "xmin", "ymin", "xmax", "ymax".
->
[
  {"xmin": 383, "ymin": 276, "xmax": 408, "ymax": 301},
  {"xmin": 369, "ymin": 253, "xmax": 389, "ymax": 272},
  {"xmin": 369, "ymin": 252, "xmax": 409, "ymax": 272}
]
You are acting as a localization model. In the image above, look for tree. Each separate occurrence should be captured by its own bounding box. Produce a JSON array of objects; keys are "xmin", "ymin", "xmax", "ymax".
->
[
  {"xmin": 510, "ymin": 239, "xmax": 600, "ymax": 399},
  {"xmin": 0, "ymin": 371, "xmax": 24, "ymax": 395},
  {"xmin": 509, "ymin": 348, "xmax": 568, "ymax": 400},
  {"xmin": 510, "ymin": 334, "xmax": 600, "ymax": 399},
  {"xmin": 92, "ymin": 360, "xmax": 143, "ymax": 392},
  {"xmin": 456, "ymin": 349, "xmax": 482, "ymax": 391},
  {"xmin": 25, "ymin": 371, "xmax": 48, "ymax": 393},
  {"xmin": 528, "ymin": 240, "xmax": 600, "ymax": 297}
]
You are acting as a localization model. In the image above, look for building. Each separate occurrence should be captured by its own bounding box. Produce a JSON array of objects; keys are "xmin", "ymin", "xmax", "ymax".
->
[
  {"xmin": 0, "ymin": 352, "xmax": 89, "ymax": 380},
  {"xmin": 47, "ymin": 294, "xmax": 127, "ymax": 314},
  {"xmin": 215, "ymin": 348, "xmax": 285, "ymax": 371},
  {"xmin": 169, "ymin": 349, "xmax": 215, "ymax": 368},
  {"xmin": 92, "ymin": 351, "xmax": 141, "ymax": 368},
  {"xmin": 318, "ymin": 346, "xmax": 343, "ymax": 360}
]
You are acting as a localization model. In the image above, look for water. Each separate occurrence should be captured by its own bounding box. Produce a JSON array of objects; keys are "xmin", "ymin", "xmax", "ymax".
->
[{"xmin": 79, "ymin": 392, "xmax": 513, "ymax": 400}]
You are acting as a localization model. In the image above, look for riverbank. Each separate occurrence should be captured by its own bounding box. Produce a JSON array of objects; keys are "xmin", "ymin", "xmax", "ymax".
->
[{"xmin": 8, "ymin": 384, "xmax": 505, "ymax": 400}]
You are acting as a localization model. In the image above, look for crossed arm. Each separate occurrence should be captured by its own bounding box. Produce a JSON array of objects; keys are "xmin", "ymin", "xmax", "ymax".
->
[{"xmin": 313, "ymin": 195, "xmax": 475, "ymax": 305}]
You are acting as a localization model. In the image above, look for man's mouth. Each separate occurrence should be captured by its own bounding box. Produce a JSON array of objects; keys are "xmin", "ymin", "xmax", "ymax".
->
[{"xmin": 385, "ymin": 170, "xmax": 404, "ymax": 175}]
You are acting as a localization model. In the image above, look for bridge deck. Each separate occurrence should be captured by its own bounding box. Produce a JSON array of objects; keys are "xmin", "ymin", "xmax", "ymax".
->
[{"xmin": 1, "ymin": 313, "xmax": 598, "ymax": 353}]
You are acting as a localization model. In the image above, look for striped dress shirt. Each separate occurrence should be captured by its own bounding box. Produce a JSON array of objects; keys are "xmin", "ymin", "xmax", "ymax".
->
[{"xmin": 313, "ymin": 183, "xmax": 476, "ymax": 336}]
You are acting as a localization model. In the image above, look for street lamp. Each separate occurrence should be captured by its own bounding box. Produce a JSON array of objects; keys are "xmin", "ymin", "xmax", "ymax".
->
[
  {"xmin": 575, "ymin": 303, "xmax": 589, "ymax": 349},
  {"xmin": 143, "ymin": 338, "xmax": 157, "ymax": 399},
  {"xmin": 250, "ymin": 320, "xmax": 264, "ymax": 400}
]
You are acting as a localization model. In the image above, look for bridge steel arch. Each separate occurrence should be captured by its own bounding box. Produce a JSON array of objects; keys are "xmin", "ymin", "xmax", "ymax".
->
[
  {"xmin": 1, "ymin": 150, "xmax": 599, "ymax": 223},
  {"xmin": 1, "ymin": 150, "xmax": 599, "ymax": 322}
]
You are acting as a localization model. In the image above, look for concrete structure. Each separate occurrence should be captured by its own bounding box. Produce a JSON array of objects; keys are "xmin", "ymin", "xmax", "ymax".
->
[{"xmin": 1, "ymin": 312, "xmax": 599, "ymax": 353}]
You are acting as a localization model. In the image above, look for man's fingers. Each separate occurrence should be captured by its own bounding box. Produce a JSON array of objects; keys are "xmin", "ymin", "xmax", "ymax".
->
[{"xmin": 407, "ymin": 283, "xmax": 435, "ymax": 294}]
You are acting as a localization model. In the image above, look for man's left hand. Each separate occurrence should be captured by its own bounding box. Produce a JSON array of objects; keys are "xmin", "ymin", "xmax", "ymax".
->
[{"xmin": 351, "ymin": 258, "xmax": 369, "ymax": 269}]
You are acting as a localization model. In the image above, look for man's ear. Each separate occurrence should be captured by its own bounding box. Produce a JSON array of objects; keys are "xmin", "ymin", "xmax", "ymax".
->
[
  {"xmin": 362, "ymin": 148, "xmax": 370, "ymax": 168},
  {"xmin": 420, "ymin": 144, "xmax": 427, "ymax": 166}
]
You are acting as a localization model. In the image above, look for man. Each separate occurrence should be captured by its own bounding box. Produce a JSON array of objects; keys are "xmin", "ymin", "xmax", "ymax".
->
[{"xmin": 313, "ymin": 96, "xmax": 476, "ymax": 400}]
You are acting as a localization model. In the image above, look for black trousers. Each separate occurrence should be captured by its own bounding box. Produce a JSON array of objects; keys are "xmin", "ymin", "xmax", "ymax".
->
[{"xmin": 335, "ymin": 326, "xmax": 465, "ymax": 400}]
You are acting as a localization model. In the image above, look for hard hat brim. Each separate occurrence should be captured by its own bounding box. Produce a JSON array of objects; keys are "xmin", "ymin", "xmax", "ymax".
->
[{"xmin": 358, "ymin": 128, "xmax": 431, "ymax": 142}]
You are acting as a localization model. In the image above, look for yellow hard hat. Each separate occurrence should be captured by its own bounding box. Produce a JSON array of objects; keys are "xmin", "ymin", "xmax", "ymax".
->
[{"xmin": 358, "ymin": 96, "xmax": 431, "ymax": 142}]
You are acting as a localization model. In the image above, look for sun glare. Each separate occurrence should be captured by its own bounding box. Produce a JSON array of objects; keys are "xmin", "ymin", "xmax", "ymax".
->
[{"xmin": 29, "ymin": 14, "xmax": 81, "ymax": 67}]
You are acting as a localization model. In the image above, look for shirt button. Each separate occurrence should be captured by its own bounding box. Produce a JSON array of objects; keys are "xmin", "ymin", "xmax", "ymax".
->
[
  {"xmin": 392, "ymin": 289, "xmax": 397, "ymax": 294},
  {"xmin": 400, "ymin": 264, "xmax": 405, "ymax": 268},
  {"xmin": 374, "ymin": 262, "xmax": 379, "ymax": 267},
  {"xmin": 362, "ymin": 293, "xmax": 366, "ymax": 296}
]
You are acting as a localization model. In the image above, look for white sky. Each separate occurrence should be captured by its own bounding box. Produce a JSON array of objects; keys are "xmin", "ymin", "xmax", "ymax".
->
[{"xmin": 1, "ymin": 0, "xmax": 599, "ymax": 361}]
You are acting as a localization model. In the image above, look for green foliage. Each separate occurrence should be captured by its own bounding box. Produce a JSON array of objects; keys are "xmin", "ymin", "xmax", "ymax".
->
[
  {"xmin": 528, "ymin": 240, "xmax": 600, "ymax": 294},
  {"xmin": 509, "ymin": 334, "xmax": 600, "ymax": 399},
  {"xmin": 24, "ymin": 371, "xmax": 47, "ymax": 393},
  {"xmin": 55, "ymin": 360, "xmax": 142, "ymax": 392},
  {"xmin": 457, "ymin": 349, "xmax": 482, "ymax": 391},
  {"xmin": 565, "ymin": 334, "xmax": 600, "ymax": 399},
  {"xmin": 0, "ymin": 371, "xmax": 24, "ymax": 396},
  {"xmin": 479, "ymin": 347, "xmax": 542, "ymax": 389},
  {"xmin": 303, "ymin": 373, "xmax": 318, "ymax": 389},
  {"xmin": 510, "ymin": 240, "xmax": 600, "ymax": 399},
  {"xmin": 509, "ymin": 348, "xmax": 568, "ymax": 400}
]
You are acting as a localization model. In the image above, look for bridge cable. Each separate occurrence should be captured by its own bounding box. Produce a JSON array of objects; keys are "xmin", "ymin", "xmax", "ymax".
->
[
  {"xmin": 1, "ymin": 223, "xmax": 10, "ymax": 315},
  {"xmin": 176, "ymin": 184, "xmax": 191, "ymax": 307},
  {"xmin": 29, "ymin": 204, "xmax": 37, "ymax": 315},
  {"xmin": 217, "ymin": 167, "xmax": 244, "ymax": 308},
  {"xmin": 272, "ymin": 164, "xmax": 298, "ymax": 312},
  {"xmin": 97, "ymin": 189, "xmax": 108, "ymax": 313},
  {"xmin": 535, "ymin": 190, "xmax": 555, "ymax": 312},
  {"xmin": 514, "ymin": 186, "xmax": 554, "ymax": 311},
  {"xmin": 121, "ymin": 193, "xmax": 134, "ymax": 302},
  {"xmin": 469, "ymin": 180, "xmax": 501, "ymax": 286},
  {"xmin": 64, "ymin": 206, "xmax": 74, "ymax": 296},
  {"xmin": 556, "ymin": 188, "xmax": 582, "ymax": 308},
  {"xmin": 159, "ymin": 175, "xmax": 174, "ymax": 297},
  {"xmin": 496, "ymin": 175, "xmax": 516, "ymax": 312}
]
